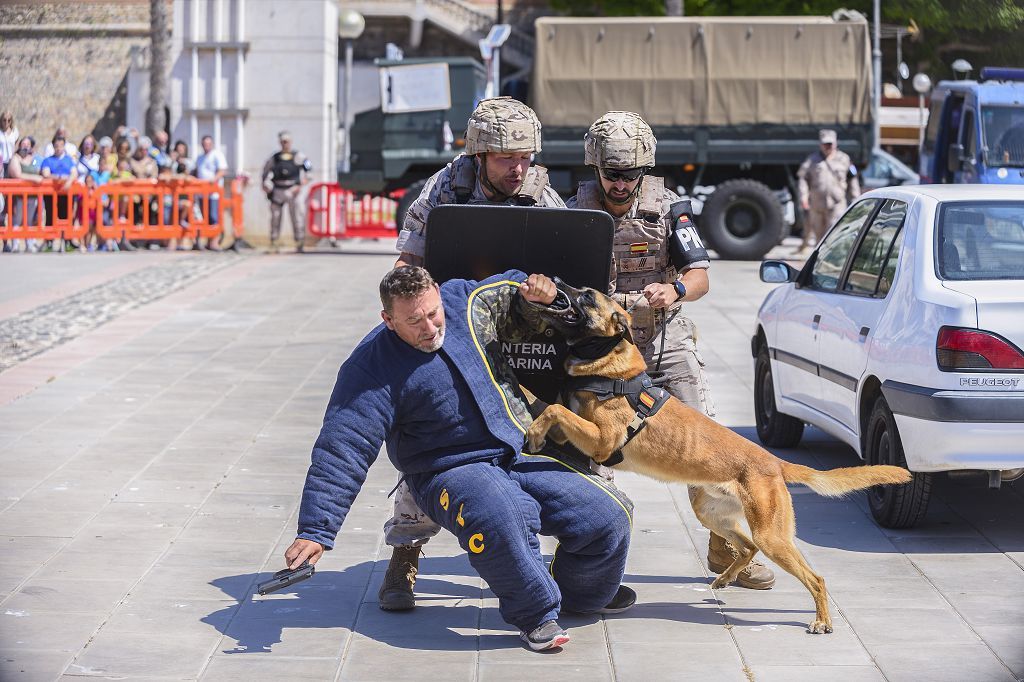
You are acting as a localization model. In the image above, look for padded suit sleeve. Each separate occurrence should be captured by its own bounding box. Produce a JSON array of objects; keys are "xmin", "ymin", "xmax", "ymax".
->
[
  {"xmin": 668, "ymin": 200, "xmax": 710, "ymax": 270},
  {"xmin": 296, "ymin": 361, "xmax": 394, "ymax": 550}
]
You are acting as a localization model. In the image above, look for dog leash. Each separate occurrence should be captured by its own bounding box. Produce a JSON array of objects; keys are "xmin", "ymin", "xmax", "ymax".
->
[{"xmin": 623, "ymin": 294, "xmax": 676, "ymax": 377}]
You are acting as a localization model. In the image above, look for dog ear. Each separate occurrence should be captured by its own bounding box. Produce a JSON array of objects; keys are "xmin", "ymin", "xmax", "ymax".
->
[{"xmin": 613, "ymin": 312, "xmax": 633, "ymax": 344}]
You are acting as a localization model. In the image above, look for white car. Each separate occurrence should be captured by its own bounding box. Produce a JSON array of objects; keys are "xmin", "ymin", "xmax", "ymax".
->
[{"xmin": 753, "ymin": 185, "xmax": 1024, "ymax": 528}]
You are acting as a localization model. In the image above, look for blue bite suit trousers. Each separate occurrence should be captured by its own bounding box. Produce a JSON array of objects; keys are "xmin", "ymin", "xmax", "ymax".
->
[{"xmin": 407, "ymin": 452, "xmax": 632, "ymax": 632}]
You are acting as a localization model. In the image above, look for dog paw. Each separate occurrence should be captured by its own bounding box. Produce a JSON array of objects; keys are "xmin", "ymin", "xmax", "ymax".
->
[
  {"xmin": 710, "ymin": 576, "xmax": 731, "ymax": 590},
  {"xmin": 807, "ymin": 620, "xmax": 833, "ymax": 634},
  {"xmin": 525, "ymin": 425, "xmax": 547, "ymax": 453}
]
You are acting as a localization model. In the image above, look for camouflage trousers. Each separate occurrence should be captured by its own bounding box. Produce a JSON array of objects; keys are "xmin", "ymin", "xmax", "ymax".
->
[
  {"xmin": 804, "ymin": 201, "xmax": 846, "ymax": 247},
  {"xmin": 641, "ymin": 312, "xmax": 715, "ymax": 417},
  {"xmin": 384, "ymin": 480, "xmax": 442, "ymax": 548}
]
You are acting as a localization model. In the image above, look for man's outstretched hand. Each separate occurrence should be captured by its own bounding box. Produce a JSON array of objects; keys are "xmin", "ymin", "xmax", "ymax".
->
[
  {"xmin": 284, "ymin": 538, "xmax": 324, "ymax": 569},
  {"xmin": 519, "ymin": 274, "xmax": 557, "ymax": 305}
]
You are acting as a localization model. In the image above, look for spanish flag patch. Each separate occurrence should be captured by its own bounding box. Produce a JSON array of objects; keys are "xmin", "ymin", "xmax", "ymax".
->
[
  {"xmin": 630, "ymin": 242, "xmax": 649, "ymax": 253},
  {"xmin": 639, "ymin": 391, "xmax": 657, "ymax": 409}
]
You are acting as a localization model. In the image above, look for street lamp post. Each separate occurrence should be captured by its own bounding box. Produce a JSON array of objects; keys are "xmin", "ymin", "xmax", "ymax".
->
[
  {"xmin": 913, "ymin": 73, "xmax": 932, "ymax": 151},
  {"xmin": 338, "ymin": 8, "xmax": 365, "ymax": 175}
]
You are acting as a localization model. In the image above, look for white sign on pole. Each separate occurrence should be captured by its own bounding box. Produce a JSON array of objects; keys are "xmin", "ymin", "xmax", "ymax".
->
[{"xmin": 380, "ymin": 63, "xmax": 451, "ymax": 114}]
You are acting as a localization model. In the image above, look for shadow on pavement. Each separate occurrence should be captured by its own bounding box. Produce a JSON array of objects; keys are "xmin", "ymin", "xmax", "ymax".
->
[{"xmin": 722, "ymin": 425, "xmax": 1024, "ymax": 555}]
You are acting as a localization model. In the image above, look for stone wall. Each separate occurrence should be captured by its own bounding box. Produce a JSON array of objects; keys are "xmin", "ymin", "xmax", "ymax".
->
[{"xmin": 0, "ymin": 1, "xmax": 153, "ymax": 146}]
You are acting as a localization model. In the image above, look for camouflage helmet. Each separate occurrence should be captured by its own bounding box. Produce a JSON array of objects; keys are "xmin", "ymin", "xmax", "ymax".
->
[
  {"xmin": 584, "ymin": 111, "xmax": 656, "ymax": 169},
  {"xmin": 465, "ymin": 96, "xmax": 542, "ymax": 155}
]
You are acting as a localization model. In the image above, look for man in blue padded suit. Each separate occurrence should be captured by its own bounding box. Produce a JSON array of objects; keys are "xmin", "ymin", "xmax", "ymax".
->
[{"xmin": 285, "ymin": 266, "xmax": 634, "ymax": 651}]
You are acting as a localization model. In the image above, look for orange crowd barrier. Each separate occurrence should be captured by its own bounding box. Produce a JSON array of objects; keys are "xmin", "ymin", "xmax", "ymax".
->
[
  {"xmin": 0, "ymin": 177, "xmax": 244, "ymax": 244},
  {"xmin": 0, "ymin": 179, "xmax": 90, "ymax": 242},
  {"xmin": 306, "ymin": 183, "xmax": 403, "ymax": 240}
]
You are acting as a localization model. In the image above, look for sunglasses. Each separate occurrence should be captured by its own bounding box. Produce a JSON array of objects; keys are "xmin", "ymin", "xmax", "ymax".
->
[{"xmin": 599, "ymin": 167, "xmax": 645, "ymax": 183}]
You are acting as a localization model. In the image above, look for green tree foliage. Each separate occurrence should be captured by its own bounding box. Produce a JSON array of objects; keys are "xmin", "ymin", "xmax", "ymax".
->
[{"xmin": 551, "ymin": 0, "xmax": 1024, "ymax": 82}]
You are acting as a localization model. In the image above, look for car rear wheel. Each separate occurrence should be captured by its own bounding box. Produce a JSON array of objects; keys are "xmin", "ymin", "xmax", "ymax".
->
[
  {"xmin": 865, "ymin": 395, "xmax": 931, "ymax": 528},
  {"xmin": 754, "ymin": 347, "xmax": 804, "ymax": 447}
]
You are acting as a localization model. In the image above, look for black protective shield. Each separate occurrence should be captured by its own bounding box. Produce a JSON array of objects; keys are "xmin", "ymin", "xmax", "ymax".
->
[{"xmin": 424, "ymin": 205, "xmax": 614, "ymax": 403}]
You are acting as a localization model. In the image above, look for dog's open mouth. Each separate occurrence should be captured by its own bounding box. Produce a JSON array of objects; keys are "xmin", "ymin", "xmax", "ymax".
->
[{"xmin": 547, "ymin": 290, "xmax": 584, "ymax": 326}]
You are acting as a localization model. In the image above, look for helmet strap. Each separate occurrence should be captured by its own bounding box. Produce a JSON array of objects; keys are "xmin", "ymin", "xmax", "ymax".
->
[
  {"xmin": 595, "ymin": 168, "xmax": 644, "ymax": 207},
  {"xmin": 477, "ymin": 154, "xmax": 517, "ymax": 202}
]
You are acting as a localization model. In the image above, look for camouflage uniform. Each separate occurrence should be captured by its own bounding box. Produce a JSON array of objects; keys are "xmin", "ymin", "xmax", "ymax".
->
[
  {"xmin": 568, "ymin": 112, "xmax": 714, "ymax": 417},
  {"xmin": 396, "ymin": 97, "xmax": 565, "ymax": 262},
  {"xmin": 797, "ymin": 129, "xmax": 861, "ymax": 247},
  {"xmin": 388, "ymin": 97, "xmax": 564, "ymax": 549},
  {"xmin": 573, "ymin": 112, "xmax": 774, "ymax": 589}
]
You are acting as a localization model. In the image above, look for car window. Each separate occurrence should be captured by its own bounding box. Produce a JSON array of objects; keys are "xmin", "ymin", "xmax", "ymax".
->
[
  {"xmin": 865, "ymin": 155, "xmax": 891, "ymax": 180},
  {"xmin": 938, "ymin": 201, "xmax": 1024, "ymax": 280},
  {"xmin": 878, "ymin": 227, "xmax": 905, "ymax": 296},
  {"xmin": 810, "ymin": 199, "xmax": 880, "ymax": 291},
  {"xmin": 844, "ymin": 199, "xmax": 908, "ymax": 296}
]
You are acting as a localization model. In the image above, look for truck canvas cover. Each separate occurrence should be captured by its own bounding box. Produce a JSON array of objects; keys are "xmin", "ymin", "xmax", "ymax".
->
[{"xmin": 531, "ymin": 16, "xmax": 872, "ymax": 129}]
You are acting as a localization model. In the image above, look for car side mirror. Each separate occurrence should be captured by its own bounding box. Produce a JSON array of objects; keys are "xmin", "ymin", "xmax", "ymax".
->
[
  {"xmin": 948, "ymin": 143, "xmax": 965, "ymax": 173},
  {"xmin": 760, "ymin": 260, "xmax": 799, "ymax": 284}
]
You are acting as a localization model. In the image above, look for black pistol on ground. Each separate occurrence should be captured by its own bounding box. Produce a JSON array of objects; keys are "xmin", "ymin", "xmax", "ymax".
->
[{"xmin": 256, "ymin": 561, "xmax": 315, "ymax": 596}]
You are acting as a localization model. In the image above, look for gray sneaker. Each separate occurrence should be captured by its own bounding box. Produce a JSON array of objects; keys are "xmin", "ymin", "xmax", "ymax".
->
[{"xmin": 520, "ymin": 620, "xmax": 570, "ymax": 651}]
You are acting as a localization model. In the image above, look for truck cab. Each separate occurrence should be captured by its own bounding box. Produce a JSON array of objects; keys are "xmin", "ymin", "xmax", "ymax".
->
[{"xmin": 920, "ymin": 67, "xmax": 1024, "ymax": 185}]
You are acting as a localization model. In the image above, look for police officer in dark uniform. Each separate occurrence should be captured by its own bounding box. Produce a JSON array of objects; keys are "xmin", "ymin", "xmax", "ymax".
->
[{"xmin": 261, "ymin": 131, "xmax": 312, "ymax": 252}]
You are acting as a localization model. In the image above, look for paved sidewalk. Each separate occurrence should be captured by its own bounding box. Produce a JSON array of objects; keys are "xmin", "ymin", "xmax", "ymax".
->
[{"xmin": 0, "ymin": 252, "xmax": 1021, "ymax": 681}]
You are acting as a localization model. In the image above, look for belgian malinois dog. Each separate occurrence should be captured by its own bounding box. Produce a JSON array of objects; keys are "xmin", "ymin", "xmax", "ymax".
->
[{"xmin": 526, "ymin": 280, "xmax": 912, "ymax": 634}]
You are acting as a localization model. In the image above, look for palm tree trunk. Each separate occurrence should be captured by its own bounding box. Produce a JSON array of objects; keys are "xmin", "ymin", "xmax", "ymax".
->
[{"xmin": 147, "ymin": 0, "xmax": 170, "ymax": 139}]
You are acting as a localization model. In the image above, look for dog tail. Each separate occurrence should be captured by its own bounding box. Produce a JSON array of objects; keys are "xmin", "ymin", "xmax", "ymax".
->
[{"xmin": 781, "ymin": 462, "xmax": 912, "ymax": 497}]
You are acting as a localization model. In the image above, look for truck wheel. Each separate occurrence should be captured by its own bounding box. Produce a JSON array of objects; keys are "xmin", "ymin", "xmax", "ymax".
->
[
  {"xmin": 700, "ymin": 179, "xmax": 785, "ymax": 260},
  {"xmin": 395, "ymin": 179, "xmax": 427, "ymax": 231},
  {"xmin": 754, "ymin": 347, "xmax": 804, "ymax": 447},
  {"xmin": 865, "ymin": 395, "xmax": 931, "ymax": 529}
]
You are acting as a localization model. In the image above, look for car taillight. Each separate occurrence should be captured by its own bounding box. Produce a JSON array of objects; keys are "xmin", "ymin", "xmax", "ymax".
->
[{"xmin": 936, "ymin": 327, "xmax": 1024, "ymax": 371}]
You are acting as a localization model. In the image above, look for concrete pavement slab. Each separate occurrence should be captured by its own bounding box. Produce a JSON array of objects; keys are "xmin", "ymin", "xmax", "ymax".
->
[{"xmin": 2, "ymin": 254, "xmax": 1022, "ymax": 680}]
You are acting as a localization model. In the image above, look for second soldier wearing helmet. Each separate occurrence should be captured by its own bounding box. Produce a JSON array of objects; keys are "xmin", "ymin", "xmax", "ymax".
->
[
  {"xmin": 382, "ymin": 97, "xmax": 565, "ymax": 611},
  {"xmin": 395, "ymin": 96, "xmax": 565, "ymax": 267},
  {"xmin": 568, "ymin": 111, "xmax": 777, "ymax": 590}
]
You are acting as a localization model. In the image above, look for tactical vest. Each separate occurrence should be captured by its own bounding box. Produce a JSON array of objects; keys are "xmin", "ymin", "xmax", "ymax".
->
[
  {"xmin": 271, "ymin": 151, "xmax": 302, "ymax": 187},
  {"xmin": 450, "ymin": 155, "xmax": 549, "ymax": 206},
  {"xmin": 574, "ymin": 176, "xmax": 679, "ymax": 346}
]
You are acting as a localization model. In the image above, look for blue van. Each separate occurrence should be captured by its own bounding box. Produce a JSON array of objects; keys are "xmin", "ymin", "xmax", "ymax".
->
[{"xmin": 919, "ymin": 67, "xmax": 1024, "ymax": 185}]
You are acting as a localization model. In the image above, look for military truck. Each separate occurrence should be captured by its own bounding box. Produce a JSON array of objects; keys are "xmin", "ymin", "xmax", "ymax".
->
[
  {"xmin": 341, "ymin": 15, "xmax": 873, "ymax": 260},
  {"xmin": 919, "ymin": 67, "xmax": 1024, "ymax": 185}
]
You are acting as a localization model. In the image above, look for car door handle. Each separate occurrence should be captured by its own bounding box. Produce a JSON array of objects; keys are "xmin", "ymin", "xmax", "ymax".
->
[
  {"xmin": 859, "ymin": 326, "xmax": 870, "ymax": 340},
  {"xmin": 812, "ymin": 314, "xmax": 821, "ymax": 327}
]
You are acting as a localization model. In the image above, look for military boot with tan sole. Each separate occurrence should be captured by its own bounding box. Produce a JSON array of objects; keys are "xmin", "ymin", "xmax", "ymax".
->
[
  {"xmin": 378, "ymin": 545, "xmax": 421, "ymax": 611},
  {"xmin": 706, "ymin": 532, "xmax": 776, "ymax": 590}
]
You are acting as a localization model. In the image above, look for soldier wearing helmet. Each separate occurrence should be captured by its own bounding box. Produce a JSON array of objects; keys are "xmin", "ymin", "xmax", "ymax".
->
[
  {"xmin": 382, "ymin": 97, "xmax": 564, "ymax": 612},
  {"xmin": 568, "ymin": 111, "xmax": 777, "ymax": 591},
  {"xmin": 395, "ymin": 96, "xmax": 565, "ymax": 267}
]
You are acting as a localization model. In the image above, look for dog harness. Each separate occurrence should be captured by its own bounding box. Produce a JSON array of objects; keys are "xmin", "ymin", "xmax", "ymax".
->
[{"xmin": 562, "ymin": 371, "xmax": 671, "ymax": 467}]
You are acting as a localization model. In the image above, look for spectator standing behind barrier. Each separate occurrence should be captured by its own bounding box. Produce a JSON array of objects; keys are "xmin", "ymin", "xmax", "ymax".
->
[
  {"xmin": 40, "ymin": 135, "xmax": 78, "ymax": 250},
  {"xmin": 3, "ymin": 136, "xmax": 43, "ymax": 253},
  {"xmin": 194, "ymin": 135, "xmax": 227, "ymax": 250},
  {"xmin": 0, "ymin": 111, "xmax": 17, "ymax": 165},
  {"xmin": 77, "ymin": 135, "xmax": 100, "ymax": 177},
  {"xmin": 150, "ymin": 130, "xmax": 172, "ymax": 168},
  {"xmin": 797, "ymin": 129, "xmax": 861, "ymax": 254},
  {"xmin": 82, "ymin": 154, "xmax": 113, "ymax": 251},
  {"xmin": 261, "ymin": 131, "xmax": 312, "ymax": 253},
  {"xmin": 98, "ymin": 136, "xmax": 116, "ymax": 173},
  {"xmin": 171, "ymin": 140, "xmax": 193, "ymax": 174},
  {"xmin": 44, "ymin": 126, "xmax": 78, "ymax": 159},
  {"xmin": 115, "ymin": 138, "xmax": 132, "ymax": 167}
]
